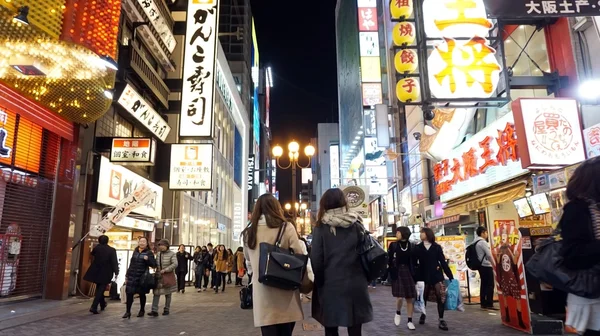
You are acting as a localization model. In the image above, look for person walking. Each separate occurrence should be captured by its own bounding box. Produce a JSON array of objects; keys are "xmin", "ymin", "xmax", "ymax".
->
[
  {"xmin": 176, "ymin": 244, "xmax": 192, "ymax": 293},
  {"xmin": 84, "ymin": 235, "xmax": 119, "ymax": 314},
  {"xmin": 193, "ymin": 246, "xmax": 202, "ymax": 290},
  {"xmin": 243, "ymin": 194, "xmax": 306, "ymax": 336},
  {"xmin": 413, "ymin": 227, "xmax": 454, "ymax": 331},
  {"xmin": 311, "ymin": 188, "xmax": 373, "ymax": 336},
  {"xmin": 123, "ymin": 237, "xmax": 156, "ymax": 319},
  {"xmin": 391, "ymin": 227, "xmax": 418, "ymax": 330},
  {"xmin": 560, "ymin": 158, "xmax": 600, "ymax": 336},
  {"xmin": 149, "ymin": 239, "xmax": 178, "ymax": 317},
  {"xmin": 227, "ymin": 248, "xmax": 234, "ymax": 284},
  {"xmin": 235, "ymin": 246, "xmax": 245, "ymax": 286},
  {"xmin": 213, "ymin": 245, "xmax": 229, "ymax": 293},
  {"xmin": 470, "ymin": 226, "xmax": 496, "ymax": 310}
]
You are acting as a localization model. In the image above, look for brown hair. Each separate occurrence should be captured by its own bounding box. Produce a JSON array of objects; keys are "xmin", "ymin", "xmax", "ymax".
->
[
  {"xmin": 316, "ymin": 188, "xmax": 348, "ymax": 226},
  {"xmin": 242, "ymin": 194, "xmax": 287, "ymax": 249},
  {"xmin": 420, "ymin": 227, "xmax": 436, "ymax": 243},
  {"xmin": 566, "ymin": 158, "xmax": 600, "ymax": 202}
]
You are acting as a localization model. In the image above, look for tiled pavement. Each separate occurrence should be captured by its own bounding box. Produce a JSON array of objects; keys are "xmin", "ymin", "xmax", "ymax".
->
[{"xmin": 0, "ymin": 285, "xmax": 529, "ymax": 336}]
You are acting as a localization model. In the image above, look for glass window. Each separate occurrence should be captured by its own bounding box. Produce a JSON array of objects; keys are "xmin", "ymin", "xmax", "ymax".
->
[
  {"xmin": 115, "ymin": 114, "xmax": 133, "ymax": 137},
  {"xmin": 505, "ymin": 26, "xmax": 549, "ymax": 76}
]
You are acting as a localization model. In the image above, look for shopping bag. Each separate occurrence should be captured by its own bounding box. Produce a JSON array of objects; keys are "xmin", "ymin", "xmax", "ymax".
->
[
  {"xmin": 414, "ymin": 281, "xmax": 426, "ymax": 315},
  {"xmin": 444, "ymin": 279, "xmax": 460, "ymax": 311},
  {"xmin": 120, "ymin": 285, "xmax": 126, "ymax": 304}
]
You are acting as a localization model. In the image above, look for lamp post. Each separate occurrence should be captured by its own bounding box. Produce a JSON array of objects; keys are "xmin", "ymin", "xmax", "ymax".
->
[{"xmin": 273, "ymin": 141, "xmax": 315, "ymax": 223}]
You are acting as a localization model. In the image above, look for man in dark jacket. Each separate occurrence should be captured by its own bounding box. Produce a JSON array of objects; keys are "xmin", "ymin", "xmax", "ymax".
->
[{"xmin": 84, "ymin": 235, "xmax": 119, "ymax": 314}]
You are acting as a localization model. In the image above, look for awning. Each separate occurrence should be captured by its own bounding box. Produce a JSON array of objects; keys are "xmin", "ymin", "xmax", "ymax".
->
[
  {"xmin": 427, "ymin": 215, "xmax": 461, "ymax": 228},
  {"xmin": 443, "ymin": 180, "xmax": 527, "ymax": 216}
]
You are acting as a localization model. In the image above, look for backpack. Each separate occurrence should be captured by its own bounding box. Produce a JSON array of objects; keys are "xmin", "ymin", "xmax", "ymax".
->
[{"xmin": 465, "ymin": 240, "xmax": 484, "ymax": 271}]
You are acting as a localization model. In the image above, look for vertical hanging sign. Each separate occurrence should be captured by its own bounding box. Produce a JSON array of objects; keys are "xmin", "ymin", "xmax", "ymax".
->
[{"xmin": 180, "ymin": 0, "xmax": 220, "ymax": 137}]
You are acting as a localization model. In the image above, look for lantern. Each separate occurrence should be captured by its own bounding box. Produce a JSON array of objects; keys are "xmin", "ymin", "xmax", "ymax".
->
[
  {"xmin": 392, "ymin": 22, "xmax": 416, "ymax": 46},
  {"xmin": 394, "ymin": 49, "xmax": 418, "ymax": 74},
  {"xmin": 396, "ymin": 78, "xmax": 420, "ymax": 103},
  {"xmin": 390, "ymin": 0, "xmax": 413, "ymax": 19}
]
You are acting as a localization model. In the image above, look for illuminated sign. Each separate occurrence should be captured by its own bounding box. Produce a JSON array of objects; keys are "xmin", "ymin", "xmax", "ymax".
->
[
  {"xmin": 330, "ymin": 144, "xmax": 340, "ymax": 188},
  {"xmin": 118, "ymin": 84, "xmax": 171, "ymax": 141},
  {"xmin": 394, "ymin": 49, "xmax": 418, "ymax": 74},
  {"xmin": 359, "ymin": 32, "xmax": 380, "ymax": 57},
  {"xmin": 360, "ymin": 57, "xmax": 382, "ymax": 82},
  {"xmin": 396, "ymin": 78, "xmax": 420, "ymax": 103},
  {"xmin": 357, "ymin": 0, "xmax": 376, "ymax": 6},
  {"xmin": 432, "ymin": 112, "xmax": 528, "ymax": 202},
  {"xmin": 233, "ymin": 201, "xmax": 243, "ymax": 242},
  {"xmin": 419, "ymin": 108, "xmax": 477, "ymax": 161},
  {"xmin": 512, "ymin": 98, "xmax": 585, "ymax": 168},
  {"xmin": 584, "ymin": 122, "xmax": 600, "ymax": 159},
  {"xmin": 137, "ymin": 0, "xmax": 177, "ymax": 53},
  {"xmin": 391, "ymin": 0, "xmax": 414, "ymax": 19},
  {"xmin": 110, "ymin": 138, "xmax": 156, "ymax": 165},
  {"xmin": 169, "ymin": 144, "xmax": 214, "ymax": 190},
  {"xmin": 362, "ymin": 83, "xmax": 383, "ymax": 106},
  {"xmin": 247, "ymin": 155, "xmax": 255, "ymax": 191},
  {"xmin": 119, "ymin": 216, "xmax": 155, "ymax": 232},
  {"xmin": 180, "ymin": 0, "xmax": 220, "ymax": 137},
  {"xmin": 392, "ymin": 22, "xmax": 416, "ymax": 46},
  {"xmin": 358, "ymin": 7, "xmax": 378, "ymax": 31},
  {"xmin": 0, "ymin": 112, "xmax": 12, "ymax": 159}
]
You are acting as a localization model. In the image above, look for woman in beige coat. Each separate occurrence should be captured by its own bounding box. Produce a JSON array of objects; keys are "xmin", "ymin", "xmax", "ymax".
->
[
  {"xmin": 243, "ymin": 194, "xmax": 306, "ymax": 336},
  {"xmin": 149, "ymin": 239, "xmax": 178, "ymax": 317}
]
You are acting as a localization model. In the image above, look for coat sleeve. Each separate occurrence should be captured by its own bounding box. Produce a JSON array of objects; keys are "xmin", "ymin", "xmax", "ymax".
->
[
  {"xmin": 147, "ymin": 252, "xmax": 157, "ymax": 268},
  {"xmin": 111, "ymin": 248, "xmax": 119, "ymax": 277},
  {"xmin": 560, "ymin": 201, "xmax": 600, "ymax": 265},
  {"xmin": 437, "ymin": 245, "xmax": 454, "ymax": 280},
  {"xmin": 311, "ymin": 225, "xmax": 325, "ymax": 287},
  {"xmin": 243, "ymin": 245, "xmax": 253, "ymax": 275},
  {"xmin": 164, "ymin": 253, "xmax": 178, "ymax": 273},
  {"xmin": 388, "ymin": 242, "xmax": 395, "ymax": 268}
]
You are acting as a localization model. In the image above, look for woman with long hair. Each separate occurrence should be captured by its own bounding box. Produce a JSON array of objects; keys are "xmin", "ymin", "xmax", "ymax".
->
[
  {"xmin": 561, "ymin": 158, "xmax": 600, "ymax": 336},
  {"xmin": 123, "ymin": 237, "xmax": 156, "ymax": 319},
  {"xmin": 311, "ymin": 188, "xmax": 373, "ymax": 336},
  {"xmin": 242, "ymin": 194, "xmax": 306, "ymax": 336},
  {"xmin": 413, "ymin": 227, "xmax": 454, "ymax": 331},
  {"xmin": 391, "ymin": 226, "xmax": 417, "ymax": 330},
  {"xmin": 213, "ymin": 245, "xmax": 229, "ymax": 293}
]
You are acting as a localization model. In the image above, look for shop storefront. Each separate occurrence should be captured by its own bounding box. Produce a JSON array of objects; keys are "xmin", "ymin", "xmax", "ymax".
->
[
  {"xmin": 179, "ymin": 191, "xmax": 232, "ymax": 247},
  {"xmin": 0, "ymin": 91, "xmax": 75, "ymax": 300}
]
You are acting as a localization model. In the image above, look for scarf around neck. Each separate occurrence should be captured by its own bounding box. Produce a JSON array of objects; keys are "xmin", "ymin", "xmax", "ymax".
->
[{"xmin": 321, "ymin": 207, "xmax": 361, "ymax": 235}]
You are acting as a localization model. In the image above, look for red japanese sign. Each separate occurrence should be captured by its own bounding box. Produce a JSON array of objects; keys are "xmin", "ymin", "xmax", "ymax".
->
[{"xmin": 358, "ymin": 7, "xmax": 378, "ymax": 31}]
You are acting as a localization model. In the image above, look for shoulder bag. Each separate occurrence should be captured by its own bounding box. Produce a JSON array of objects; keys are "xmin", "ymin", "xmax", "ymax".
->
[
  {"xmin": 159, "ymin": 252, "xmax": 177, "ymax": 288},
  {"xmin": 258, "ymin": 223, "xmax": 308, "ymax": 290},
  {"xmin": 356, "ymin": 223, "xmax": 389, "ymax": 281},
  {"xmin": 526, "ymin": 202, "xmax": 600, "ymax": 299}
]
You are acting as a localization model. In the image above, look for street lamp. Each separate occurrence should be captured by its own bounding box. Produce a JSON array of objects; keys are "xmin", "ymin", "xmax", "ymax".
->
[
  {"xmin": 273, "ymin": 141, "xmax": 315, "ymax": 222},
  {"xmin": 284, "ymin": 203, "xmax": 292, "ymax": 211}
]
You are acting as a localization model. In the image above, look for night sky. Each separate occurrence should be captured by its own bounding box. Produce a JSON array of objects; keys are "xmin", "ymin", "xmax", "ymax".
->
[{"xmin": 251, "ymin": 0, "xmax": 339, "ymax": 204}]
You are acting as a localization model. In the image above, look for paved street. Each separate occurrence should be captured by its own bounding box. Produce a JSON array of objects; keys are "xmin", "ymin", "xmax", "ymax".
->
[{"xmin": 0, "ymin": 285, "xmax": 527, "ymax": 336}]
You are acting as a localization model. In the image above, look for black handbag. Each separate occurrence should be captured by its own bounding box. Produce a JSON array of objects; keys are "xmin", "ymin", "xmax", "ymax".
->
[
  {"xmin": 258, "ymin": 223, "xmax": 308, "ymax": 290},
  {"xmin": 526, "ymin": 202, "xmax": 600, "ymax": 299},
  {"xmin": 240, "ymin": 284, "xmax": 253, "ymax": 309},
  {"xmin": 140, "ymin": 269, "xmax": 156, "ymax": 291},
  {"xmin": 356, "ymin": 224, "xmax": 389, "ymax": 281}
]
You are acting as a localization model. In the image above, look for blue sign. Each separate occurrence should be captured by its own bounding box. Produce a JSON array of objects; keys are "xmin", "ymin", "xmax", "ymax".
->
[{"xmin": 234, "ymin": 127, "xmax": 243, "ymax": 188}]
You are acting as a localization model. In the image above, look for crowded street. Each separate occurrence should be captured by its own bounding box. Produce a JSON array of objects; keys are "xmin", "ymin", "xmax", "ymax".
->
[{"xmin": 0, "ymin": 286, "xmax": 524, "ymax": 336}]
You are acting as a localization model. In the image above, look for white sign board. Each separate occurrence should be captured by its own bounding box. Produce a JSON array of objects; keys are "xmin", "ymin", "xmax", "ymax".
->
[
  {"xmin": 169, "ymin": 143, "xmax": 213, "ymax": 190},
  {"xmin": 359, "ymin": 32, "xmax": 380, "ymax": 57},
  {"xmin": 96, "ymin": 156, "xmax": 163, "ymax": 218},
  {"xmin": 232, "ymin": 195, "xmax": 243, "ymax": 242},
  {"xmin": 180, "ymin": 0, "xmax": 220, "ymax": 137},
  {"xmin": 110, "ymin": 138, "xmax": 156, "ymax": 164},
  {"xmin": 584, "ymin": 122, "xmax": 600, "ymax": 159},
  {"xmin": 137, "ymin": 0, "xmax": 177, "ymax": 53},
  {"xmin": 329, "ymin": 144, "xmax": 340, "ymax": 188},
  {"xmin": 119, "ymin": 216, "xmax": 155, "ymax": 232},
  {"xmin": 341, "ymin": 185, "xmax": 370, "ymax": 219},
  {"xmin": 117, "ymin": 84, "xmax": 171, "ymax": 141}
]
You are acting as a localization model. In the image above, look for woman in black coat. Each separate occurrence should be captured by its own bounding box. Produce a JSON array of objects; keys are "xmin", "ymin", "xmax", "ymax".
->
[
  {"xmin": 84, "ymin": 235, "xmax": 119, "ymax": 314},
  {"xmin": 413, "ymin": 228, "xmax": 454, "ymax": 331},
  {"xmin": 123, "ymin": 237, "xmax": 156, "ymax": 319},
  {"xmin": 176, "ymin": 244, "xmax": 192, "ymax": 293},
  {"xmin": 311, "ymin": 188, "xmax": 373, "ymax": 336}
]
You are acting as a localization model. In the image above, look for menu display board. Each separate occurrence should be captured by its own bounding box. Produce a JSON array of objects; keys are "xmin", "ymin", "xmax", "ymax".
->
[
  {"xmin": 513, "ymin": 198, "xmax": 533, "ymax": 218},
  {"xmin": 529, "ymin": 194, "xmax": 551, "ymax": 215},
  {"xmin": 438, "ymin": 235, "xmax": 467, "ymax": 293}
]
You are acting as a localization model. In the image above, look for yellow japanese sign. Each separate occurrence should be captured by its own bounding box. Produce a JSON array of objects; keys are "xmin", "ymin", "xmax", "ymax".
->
[
  {"xmin": 396, "ymin": 78, "xmax": 420, "ymax": 103},
  {"xmin": 390, "ymin": 0, "xmax": 413, "ymax": 19},
  {"xmin": 394, "ymin": 49, "xmax": 418, "ymax": 74},
  {"xmin": 392, "ymin": 22, "xmax": 416, "ymax": 46}
]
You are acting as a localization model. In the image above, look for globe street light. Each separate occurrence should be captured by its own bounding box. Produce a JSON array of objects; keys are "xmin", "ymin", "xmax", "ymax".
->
[
  {"xmin": 284, "ymin": 203, "xmax": 292, "ymax": 211},
  {"xmin": 272, "ymin": 140, "xmax": 315, "ymax": 222}
]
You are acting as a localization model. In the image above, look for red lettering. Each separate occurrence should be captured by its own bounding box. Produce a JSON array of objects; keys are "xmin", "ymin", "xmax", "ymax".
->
[
  {"xmin": 479, "ymin": 136, "xmax": 497, "ymax": 173},
  {"xmin": 496, "ymin": 122, "xmax": 518, "ymax": 166}
]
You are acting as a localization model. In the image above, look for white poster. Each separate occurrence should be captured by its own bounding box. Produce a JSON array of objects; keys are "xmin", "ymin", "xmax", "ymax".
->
[
  {"xmin": 366, "ymin": 166, "xmax": 388, "ymax": 195},
  {"xmin": 136, "ymin": 0, "xmax": 176, "ymax": 52},
  {"xmin": 169, "ymin": 144, "xmax": 213, "ymax": 190},
  {"xmin": 359, "ymin": 32, "xmax": 380, "ymax": 57},
  {"xmin": 96, "ymin": 156, "xmax": 163, "ymax": 218},
  {"xmin": 329, "ymin": 144, "xmax": 340, "ymax": 189},
  {"xmin": 117, "ymin": 84, "xmax": 171, "ymax": 141},
  {"xmin": 180, "ymin": 0, "xmax": 220, "ymax": 137},
  {"xmin": 232, "ymin": 189, "xmax": 243, "ymax": 242},
  {"xmin": 584, "ymin": 122, "xmax": 600, "ymax": 159}
]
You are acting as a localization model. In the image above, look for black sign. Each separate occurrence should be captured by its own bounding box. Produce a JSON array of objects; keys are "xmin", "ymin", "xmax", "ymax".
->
[{"xmin": 485, "ymin": 0, "xmax": 600, "ymax": 18}]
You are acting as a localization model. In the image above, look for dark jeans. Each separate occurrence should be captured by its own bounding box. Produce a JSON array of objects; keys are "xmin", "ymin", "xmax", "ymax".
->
[
  {"xmin": 215, "ymin": 272, "xmax": 226, "ymax": 292},
  {"xmin": 325, "ymin": 325, "xmax": 362, "ymax": 336},
  {"xmin": 177, "ymin": 271, "xmax": 187, "ymax": 291},
  {"xmin": 202, "ymin": 268, "xmax": 210, "ymax": 288},
  {"xmin": 479, "ymin": 266, "xmax": 495, "ymax": 308},
  {"xmin": 91, "ymin": 282, "xmax": 106, "ymax": 310},
  {"xmin": 125, "ymin": 292, "xmax": 146, "ymax": 313},
  {"xmin": 194, "ymin": 268, "xmax": 202, "ymax": 288},
  {"xmin": 261, "ymin": 322, "xmax": 296, "ymax": 336}
]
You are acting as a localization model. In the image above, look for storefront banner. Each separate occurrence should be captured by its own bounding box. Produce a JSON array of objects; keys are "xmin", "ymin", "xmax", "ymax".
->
[
  {"xmin": 169, "ymin": 144, "xmax": 213, "ymax": 190},
  {"xmin": 341, "ymin": 185, "xmax": 370, "ymax": 219},
  {"xmin": 583, "ymin": 122, "xmax": 600, "ymax": 159},
  {"xmin": 136, "ymin": 0, "xmax": 176, "ymax": 52},
  {"xmin": 117, "ymin": 84, "xmax": 170, "ymax": 142},
  {"xmin": 483, "ymin": 0, "xmax": 600, "ymax": 18},
  {"xmin": 96, "ymin": 156, "xmax": 163, "ymax": 218},
  {"xmin": 433, "ymin": 112, "xmax": 528, "ymax": 202},
  {"xmin": 180, "ymin": 0, "xmax": 220, "ymax": 137},
  {"xmin": 491, "ymin": 220, "xmax": 532, "ymax": 333},
  {"xmin": 110, "ymin": 138, "xmax": 156, "ymax": 165},
  {"xmin": 513, "ymin": 98, "xmax": 585, "ymax": 169},
  {"xmin": 90, "ymin": 183, "xmax": 157, "ymax": 237}
]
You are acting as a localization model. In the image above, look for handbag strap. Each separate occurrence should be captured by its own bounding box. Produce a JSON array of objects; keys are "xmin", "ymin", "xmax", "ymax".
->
[
  {"xmin": 588, "ymin": 202, "xmax": 600, "ymax": 240},
  {"xmin": 159, "ymin": 252, "xmax": 162, "ymax": 270},
  {"xmin": 275, "ymin": 222, "xmax": 287, "ymax": 247}
]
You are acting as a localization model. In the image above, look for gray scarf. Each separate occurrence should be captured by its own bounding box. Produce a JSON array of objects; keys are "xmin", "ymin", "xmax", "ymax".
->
[{"xmin": 321, "ymin": 207, "xmax": 361, "ymax": 235}]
